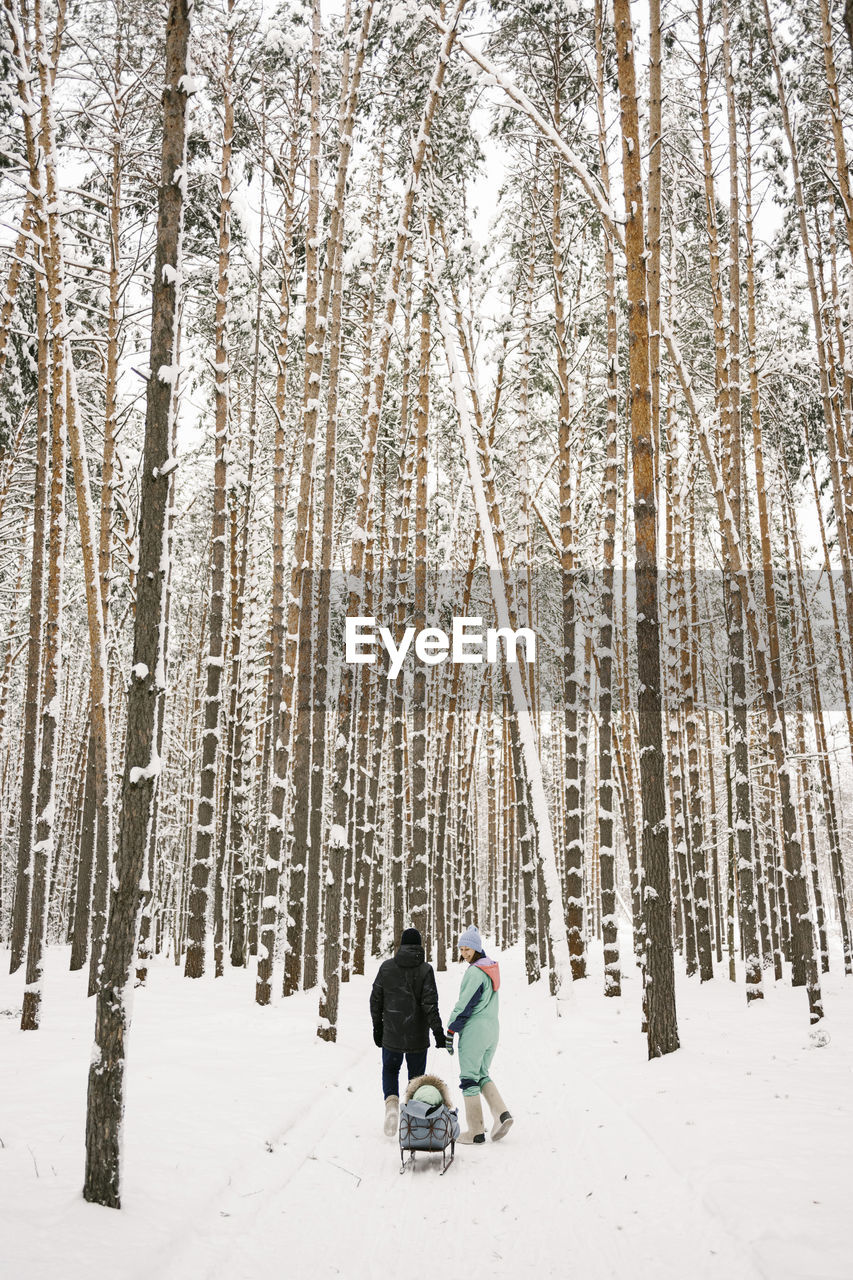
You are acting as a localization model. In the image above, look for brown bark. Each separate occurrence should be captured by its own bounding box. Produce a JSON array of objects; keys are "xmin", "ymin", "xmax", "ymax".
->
[
  {"xmin": 261, "ymin": 0, "xmax": 324, "ymax": 1004},
  {"xmin": 314, "ymin": 0, "xmax": 375, "ymax": 1030},
  {"xmin": 20, "ymin": 246, "xmax": 64, "ymax": 1032},
  {"xmin": 0, "ymin": 197, "xmax": 34, "ymax": 388},
  {"xmin": 184, "ymin": 0, "xmax": 234, "ymax": 978},
  {"xmin": 84, "ymin": 0, "xmax": 190, "ymax": 1207},
  {"xmin": 8, "ymin": 261, "xmax": 49, "ymax": 975},
  {"xmin": 613, "ymin": 0, "xmax": 679, "ymax": 1055},
  {"xmin": 265, "ymin": 87, "xmax": 301, "ymax": 758},
  {"xmin": 408, "ymin": 287, "xmax": 431, "ymax": 939},
  {"xmin": 594, "ymin": 0, "xmax": 620, "ymax": 995},
  {"xmin": 553, "ymin": 84, "xmax": 584, "ymax": 981}
]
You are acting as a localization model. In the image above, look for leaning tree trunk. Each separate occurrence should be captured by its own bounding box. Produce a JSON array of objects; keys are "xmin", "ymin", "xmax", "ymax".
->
[
  {"xmin": 429, "ymin": 238, "xmax": 573, "ymax": 994},
  {"xmin": 83, "ymin": 0, "xmax": 191, "ymax": 1207},
  {"xmin": 437, "ymin": 235, "xmax": 543, "ymax": 981}
]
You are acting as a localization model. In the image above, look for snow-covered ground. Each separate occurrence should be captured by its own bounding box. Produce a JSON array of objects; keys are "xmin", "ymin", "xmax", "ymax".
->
[{"xmin": 2, "ymin": 940, "xmax": 850, "ymax": 1280}]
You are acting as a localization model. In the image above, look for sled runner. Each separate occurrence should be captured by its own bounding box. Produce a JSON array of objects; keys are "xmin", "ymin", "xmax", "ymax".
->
[{"xmin": 398, "ymin": 1074, "xmax": 460, "ymax": 1175}]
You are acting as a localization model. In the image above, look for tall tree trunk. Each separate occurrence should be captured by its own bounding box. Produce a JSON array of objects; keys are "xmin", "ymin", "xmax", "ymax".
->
[
  {"xmin": 84, "ymin": 0, "xmax": 190, "ymax": 1207},
  {"xmin": 314, "ymin": 0, "xmax": 375, "ymax": 1032},
  {"xmin": 787, "ymin": 461, "xmax": 853, "ymax": 975},
  {"xmin": 265, "ymin": 83, "xmax": 301, "ymax": 775},
  {"xmin": 185, "ymin": 0, "xmax": 233, "ymax": 978},
  {"xmin": 20, "ymin": 242, "xmax": 64, "ymax": 1031},
  {"xmin": 594, "ymin": 0, "xmax": 620, "ymax": 995},
  {"xmin": 260, "ymin": 0, "xmax": 325, "ymax": 1005},
  {"xmin": 228, "ymin": 137, "xmax": 266, "ymax": 971},
  {"xmin": 8, "ymin": 249, "xmax": 49, "ymax": 975},
  {"xmin": 408, "ymin": 286, "xmax": 431, "ymax": 939},
  {"xmin": 0, "ymin": 196, "xmax": 33, "ymax": 388},
  {"xmin": 553, "ymin": 97, "xmax": 585, "ymax": 981},
  {"xmin": 613, "ymin": 0, "xmax": 679, "ymax": 1055},
  {"xmin": 291, "ymin": 0, "xmax": 326, "ymax": 995}
]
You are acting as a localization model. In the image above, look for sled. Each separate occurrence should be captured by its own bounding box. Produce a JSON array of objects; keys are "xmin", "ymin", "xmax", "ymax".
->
[
  {"xmin": 399, "ymin": 1142, "xmax": 456, "ymax": 1175},
  {"xmin": 398, "ymin": 1096, "xmax": 459, "ymax": 1175}
]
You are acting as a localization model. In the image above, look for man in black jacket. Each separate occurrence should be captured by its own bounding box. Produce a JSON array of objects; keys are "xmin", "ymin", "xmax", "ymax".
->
[{"xmin": 370, "ymin": 927, "xmax": 446, "ymax": 1135}]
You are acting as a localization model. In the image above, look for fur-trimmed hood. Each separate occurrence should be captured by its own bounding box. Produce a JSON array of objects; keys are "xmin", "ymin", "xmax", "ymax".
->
[{"xmin": 405, "ymin": 1073, "xmax": 454, "ymax": 1107}]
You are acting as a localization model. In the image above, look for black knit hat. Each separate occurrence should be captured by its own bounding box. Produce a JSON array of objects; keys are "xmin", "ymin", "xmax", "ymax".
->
[{"xmin": 401, "ymin": 928, "xmax": 422, "ymax": 947}]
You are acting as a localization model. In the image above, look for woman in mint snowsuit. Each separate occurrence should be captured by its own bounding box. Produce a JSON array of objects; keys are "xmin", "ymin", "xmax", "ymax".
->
[{"xmin": 446, "ymin": 925, "xmax": 514, "ymax": 1145}]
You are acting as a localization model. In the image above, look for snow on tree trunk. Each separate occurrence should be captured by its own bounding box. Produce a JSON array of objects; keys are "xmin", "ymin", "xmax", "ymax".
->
[
  {"xmin": 612, "ymin": 0, "xmax": 679, "ymax": 1057},
  {"xmin": 83, "ymin": 0, "xmax": 191, "ymax": 1207},
  {"xmin": 185, "ymin": 0, "xmax": 233, "ymax": 980}
]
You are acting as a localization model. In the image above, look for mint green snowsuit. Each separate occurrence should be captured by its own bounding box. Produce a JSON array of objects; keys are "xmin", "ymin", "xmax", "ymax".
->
[{"xmin": 448, "ymin": 958, "xmax": 500, "ymax": 1097}]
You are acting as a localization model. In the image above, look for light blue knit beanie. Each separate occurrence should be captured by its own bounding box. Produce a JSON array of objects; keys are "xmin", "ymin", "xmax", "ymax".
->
[{"xmin": 458, "ymin": 925, "xmax": 483, "ymax": 952}]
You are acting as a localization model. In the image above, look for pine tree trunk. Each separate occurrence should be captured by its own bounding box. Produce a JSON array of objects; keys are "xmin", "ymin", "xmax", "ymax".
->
[
  {"xmin": 20, "ymin": 241, "xmax": 65, "ymax": 1032},
  {"xmin": 227, "ymin": 158, "xmax": 266, "ymax": 971},
  {"xmin": 84, "ymin": 0, "xmax": 190, "ymax": 1207},
  {"xmin": 8, "ymin": 256, "xmax": 49, "ymax": 975},
  {"xmin": 786, "ymin": 465, "xmax": 853, "ymax": 975},
  {"xmin": 313, "ymin": 0, "xmax": 374, "ymax": 1027},
  {"xmin": 185, "ymin": 0, "xmax": 233, "ymax": 978},
  {"xmin": 265, "ymin": 91, "xmax": 301, "ymax": 775},
  {"xmin": 613, "ymin": 0, "xmax": 679, "ymax": 1055},
  {"xmin": 0, "ymin": 196, "xmax": 33, "ymax": 387},
  {"xmin": 408, "ymin": 290, "xmax": 431, "ymax": 939},
  {"xmin": 594, "ymin": 3, "xmax": 620, "ymax": 994},
  {"xmin": 553, "ymin": 125, "xmax": 585, "ymax": 982}
]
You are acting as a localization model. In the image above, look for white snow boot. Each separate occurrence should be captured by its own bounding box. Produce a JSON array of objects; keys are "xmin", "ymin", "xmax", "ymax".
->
[
  {"xmin": 384, "ymin": 1095, "xmax": 399, "ymax": 1138},
  {"xmin": 458, "ymin": 1093, "xmax": 486, "ymax": 1145},
  {"xmin": 482, "ymin": 1080, "xmax": 513, "ymax": 1141}
]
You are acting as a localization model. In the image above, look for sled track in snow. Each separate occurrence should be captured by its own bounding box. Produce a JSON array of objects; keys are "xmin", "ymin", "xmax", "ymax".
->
[
  {"xmin": 151, "ymin": 1044, "xmax": 374, "ymax": 1280},
  {"xmin": 152, "ymin": 1022, "xmax": 767, "ymax": 1280}
]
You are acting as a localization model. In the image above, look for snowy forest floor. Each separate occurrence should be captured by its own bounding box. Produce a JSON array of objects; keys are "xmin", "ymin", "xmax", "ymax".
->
[{"xmin": 2, "ymin": 940, "xmax": 850, "ymax": 1280}]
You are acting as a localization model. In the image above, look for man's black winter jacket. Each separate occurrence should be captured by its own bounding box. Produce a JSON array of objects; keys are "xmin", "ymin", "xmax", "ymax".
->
[{"xmin": 369, "ymin": 944, "xmax": 445, "ymax": 1052}]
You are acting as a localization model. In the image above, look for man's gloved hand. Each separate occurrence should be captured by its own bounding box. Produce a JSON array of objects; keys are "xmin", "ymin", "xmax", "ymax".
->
[
  {"xmin": 434, "ymin": 1029, "xmax": 447, "ymax": 1049},
  {"xmin": 373, "ymin": 1024, "xmax": 383, "ymax": 1048},
  {"xmin": 445, "ymin": 1032, "xmax": 455, "ymax": 1056}
]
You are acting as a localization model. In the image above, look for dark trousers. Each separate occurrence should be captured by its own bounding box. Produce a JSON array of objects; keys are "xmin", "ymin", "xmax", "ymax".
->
[{"xmin": 382, "ymin": 1047, "xmax": 427, "ymax": 1099}]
